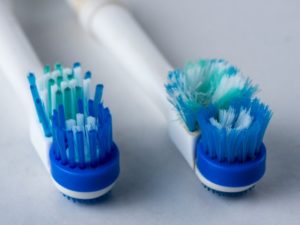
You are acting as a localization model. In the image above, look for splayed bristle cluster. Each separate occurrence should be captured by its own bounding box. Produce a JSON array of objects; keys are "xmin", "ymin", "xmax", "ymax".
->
[
  {"xmin": 198, "ymin": 99, "xmax": 272, "ymax": 163},
  {"xmin": 165, "ymin": 59, "xmax": 258, "ymax": 132},
  {"xmin": 28, "ymin": 63, "xmax": 114, "ymax": 168}
]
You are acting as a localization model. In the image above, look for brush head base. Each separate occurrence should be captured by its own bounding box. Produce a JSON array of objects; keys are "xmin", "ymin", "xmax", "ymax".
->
[
  {"xmin": 195, "ymin": 139, "xmax": 266, "ymax": 193},
  {"xmin": 49, "ymin": 143, "xmax": 120, "ymax": 200}
]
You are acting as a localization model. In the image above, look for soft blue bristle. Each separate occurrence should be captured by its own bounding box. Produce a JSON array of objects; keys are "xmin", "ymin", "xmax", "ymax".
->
[
  {"xmin": 58, "ymin": 105, "xmax": 66, "ymax": 129},
  {"xmin": 27, "ymin": 73, "xmax": 51, "ymax": 137},
  {"xmin": 77, "ymin": 99, "xmax": 84, "ymax": 114},
  {"xmin": 84, "ymin": 71, "xmax": 92, "ymax": 79},
  {"xmin": 51, "ymin": 102, "xmax": 113, "ymax": 168},
  {"xmin": 165, "ymin": 59, "xmax": 258, "ymax": 132},
  {"xmin": 88, "ymin": 130, "xmax": 97, "ymax": 167},
  {"xmin": 88, "ymin": 100, "xmax": 95, "ymax": 117},
  {"xmin": 73, "ymin": 62, "xmax": 81, "ymax": 68},
  {"xmin": 76, "ymin": 130, "xmax": 85, "ymax": 169},
  {"xmin": 35, "ymin": 99, "xmax": 52, "ymax": 137},
  {"xmin": 66, "ymin": 130, "xmax": 76, "ymax": 168},
  {"xmin": 198, "ymin": 98, "xmax": 272, "ymax": 163},
  {"xmin": 94, "ymin": 84, "xmax": 103, "ymax": 114},
  {"xmin": 27, "ymin": 63, "xmax": 114, "ymax": 168}
]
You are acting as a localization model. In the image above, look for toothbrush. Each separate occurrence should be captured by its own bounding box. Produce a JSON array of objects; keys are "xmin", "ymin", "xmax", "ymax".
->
[
  {"xmin": 0, "ymin": 1, "xmax": 119, "ymax": 201},
  {"xmin": 28, "ymin": 63, "xmax": 120, "ymax": 201},
  {"xmin": 68, "ymin": 0, "xmax": 272, "ymax": 194},
  {"xmin": 196, "ymin": 98, "xmax": 272, "ymax": 194}
]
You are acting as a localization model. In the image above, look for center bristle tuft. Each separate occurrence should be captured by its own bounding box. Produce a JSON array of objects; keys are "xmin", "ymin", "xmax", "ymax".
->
[{"xmin": 28, "ymin": 63, "xmax": 114, "ymax": 168}]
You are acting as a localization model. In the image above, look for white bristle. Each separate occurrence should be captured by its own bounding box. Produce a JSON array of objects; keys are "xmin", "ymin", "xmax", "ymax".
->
[
  {"xmin": 63, "ymin": 68, "xmax": 72, "ymax": 78},
  {"xmin": 76, "ymin": 113, "xmax": 84, "ymax": 130},
  {"xmin": 86, "ymin": 116, "xmax": 96, "ymax": 130},
  {"xmin": 66, "ymin": 119, "xmax": 76, "ymax": 130},
  {"xmin": 212, "ymin": 75, "xmax": 246, "ymax": 103},
  {"xmin": 51, "ymin": 84, "xmax": 58, "ymax": 111},
  {"xmin": 219, "ymin": 107, "xmax": 236, "ymax": 128},
  {"xmin": 234, "ymin": 108, "xmax": 253, "ymax": 130},
  {"xmin": 74, "ymin": 66, "xmax": 82, "ymax": 86},
  {"xmin": 51, "ymin": 70, "xmax": 60, "ymax": 80},
  {"xmin": 61, "ymin": 81, "xmax": 68, "ymax": 91}
]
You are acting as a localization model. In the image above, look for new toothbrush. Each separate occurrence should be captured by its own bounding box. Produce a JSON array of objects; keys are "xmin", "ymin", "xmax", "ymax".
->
[
  {"xmin": 0, "ymin": 1, "xmax": 119, "ymax": 201},
  {"xmin": 28, "ymin": 63, "xmax": 120, "ymax": 200},
  {"xmin": 68, "ymin": 0, "xmax": 272, "ymax": 194}
]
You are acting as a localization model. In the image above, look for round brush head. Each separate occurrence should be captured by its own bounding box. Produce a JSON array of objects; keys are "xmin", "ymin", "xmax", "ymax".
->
[
  {"xmin": 196, "ymin": 139, "xmax": 266, "ymax": 194},
  {"xmin": 50, "ymin": 143, "xmax": 119, "ymax": 201},
  {"xmin": 196, "ymin": 98, "xmax": 272, "ymax": 195},
  {"xmin": 28, "ymin": 63, "xmax": 120, "ymax": 201}
]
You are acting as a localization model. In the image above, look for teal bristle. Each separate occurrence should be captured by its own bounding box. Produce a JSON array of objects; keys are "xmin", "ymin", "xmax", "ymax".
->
[
  {"xmin": 27, "ymin": 63, "xmax": 114, "ymax": 168},
  {"xmin": 165, "ymin": 59, "xmax": 258, "ymax": 132},
  {"xmin": 197, "ymin": 98, "xmax": 272, "ymax": 163}
]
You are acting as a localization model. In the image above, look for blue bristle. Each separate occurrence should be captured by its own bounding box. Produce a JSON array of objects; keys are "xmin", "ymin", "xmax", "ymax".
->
[
  {"xmin": 88, "ymin": 100, "xmax": 95, "ymax": 117},
  {"xmin": 94, "ymin": 84, "xmax": 103, "ymax": 104},
  {"xmin": 76, "ymin": 131, "xmax": 85, "ymax": 168},
  {"xmin": 198, "ymin": 98, "xmax": 272, "ymax": 163},
  {"xmin": 35, "ymin": 98, "xmax": 51, "ymax": 137},
  {"xmin": 73, "ymin": 62, "xmax": 81, "ymax": 68},
  {"xmin": 58, "ymin": 105, "xmax": 66, "ymax": 129},
  {"xmin": 57, "ymin": 128, "xmax": 67, "ymax": 164},
  {"xmin": 28, "ymin": 72, "xmax": 36, "ymax": 85},
  {"xmin": 77, "ymin": 99, "xmax": 84, "ymax": 114},
  {"xmin": 66, "ymin": 130, "xmax": 75, "ymax": 168},
  {"xmin": 88, "ymin": 130, "xmax": 97, "ymax": 167},
  {"xmin": 84, "ymin": 71, "xmax": 92, "ymax": 79},
  {"xmin": 52, "ymin": 110, "xmax": 59, "ymax": 159},
  {"xmin": 27, "ymin": 73, "xmax": 52, "ymax": 137}
]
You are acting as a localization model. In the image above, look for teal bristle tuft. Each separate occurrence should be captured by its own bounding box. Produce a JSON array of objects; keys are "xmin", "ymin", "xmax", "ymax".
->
[
  {"xmin": 197, "ymin": 98, "xmax": 272, "ymax": 163},
  {"xmin": 165, "ymin": 59, "xmax": 258, "ymax": 132},
  {"xmin": 27, "ymin": 63, "xmax": 114, "ymax": 168}
]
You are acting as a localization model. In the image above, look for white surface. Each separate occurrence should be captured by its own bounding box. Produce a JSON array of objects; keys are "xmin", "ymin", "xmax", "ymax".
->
[{"xmin": 0, "ymin": 0, "xmax": 299, "ymax": 225}]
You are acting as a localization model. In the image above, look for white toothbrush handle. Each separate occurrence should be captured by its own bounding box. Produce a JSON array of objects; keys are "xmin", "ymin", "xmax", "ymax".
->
[
  {"xmin": 69, "ymin": 0, "xmax": 198, "ymax": 168},
  {"xmin": 0, "ymin": 1, "xmax": 50, "ymax": 171},
  {"xmin": 70, "ymin": 0, "xmax": 173, "ymax": 118},
  {"xmin": 0, "ymin": 1, "xmax": 43, "ymax": 117}
]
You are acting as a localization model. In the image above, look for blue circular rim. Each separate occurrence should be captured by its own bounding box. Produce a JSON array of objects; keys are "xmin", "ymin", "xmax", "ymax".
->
[
  {"xmin": 196, "ymin": 139, "xmax": 266, "ymax": 187},
  {"xmin": 50, "ymin": 143, "xmax": 120, "ymax": 192}
]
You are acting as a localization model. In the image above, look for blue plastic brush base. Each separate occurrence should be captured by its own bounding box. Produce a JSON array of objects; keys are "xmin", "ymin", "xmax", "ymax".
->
[
  {"xmin": 196, "ymin": 139, "xmax": 266, "ymax": 188},
  {"xmin": 49, "ymin": 143, "xmax": 120, "ymax": 192}
]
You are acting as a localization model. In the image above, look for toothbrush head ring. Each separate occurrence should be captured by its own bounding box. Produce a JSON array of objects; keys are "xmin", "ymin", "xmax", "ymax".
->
[
  {"xmin": 49, "ymin": 143, "xmax": 120, "ymax": 200},
  {"xmin": 196, "ymin": 139, "xmax": 266, "ymax": 194}
]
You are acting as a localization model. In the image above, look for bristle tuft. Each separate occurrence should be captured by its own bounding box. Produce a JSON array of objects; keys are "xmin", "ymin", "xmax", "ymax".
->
[
  {"xmin": 165, "ymin": 59, "xmax": 257, "ymax": 132},
  {"xmin": 198, "ymin": 98, "xmax": 272, "ymax": 163},
  {"xmin": 27, "ymin": 63, "xmax": 114, "ymax": 168}
]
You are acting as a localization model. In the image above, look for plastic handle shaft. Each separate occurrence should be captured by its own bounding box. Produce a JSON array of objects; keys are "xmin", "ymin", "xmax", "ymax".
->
[
  {"xmin": 79, "ymin": 1, "xmax": 173, "ymax": 118},
  {"xmin": 0, "ymin": 1, "xmax": 43, "ymax": 118},
  {"xmin": 0, "ymin": 1, "xmax": 50, "ymax": 171}
]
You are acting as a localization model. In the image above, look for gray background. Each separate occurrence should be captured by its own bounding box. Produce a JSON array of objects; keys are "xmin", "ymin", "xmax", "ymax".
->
[{"xmin": 0, "ymin": 0, "xmax": 300, "ymax": 224}]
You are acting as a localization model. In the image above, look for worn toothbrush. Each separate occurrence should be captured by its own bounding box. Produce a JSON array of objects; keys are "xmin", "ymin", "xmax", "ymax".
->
[
  {"xmin": 68, "ymin": 0, "xmax": 272, "ymax": 194},
  {"xmin": 0, "ymin": 1, "xmax": 119, "ymax": 201}
]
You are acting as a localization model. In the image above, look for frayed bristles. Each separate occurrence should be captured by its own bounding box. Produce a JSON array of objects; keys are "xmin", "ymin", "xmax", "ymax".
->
[
  {"xmin": 198, "ymin": 98, "xmax": 272, "ymax": 163},
  {"xmin": 27, "ymin": 63, "xmax": 114, "ymax": 168},
  {"xmin": 165, "ymin": 59, "xmax": 257, "ymax": 132}
]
